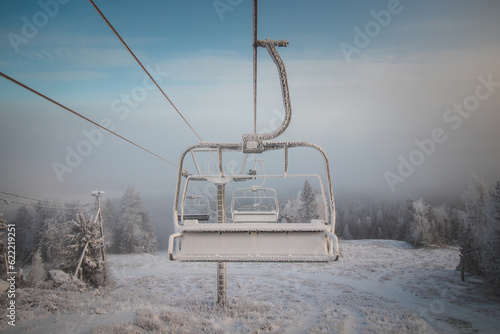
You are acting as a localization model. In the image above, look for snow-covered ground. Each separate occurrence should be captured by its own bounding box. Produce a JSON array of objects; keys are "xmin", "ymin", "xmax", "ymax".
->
[{"xmin": 2, "ymin": 240, "xmax": 499, "ymax": 333}]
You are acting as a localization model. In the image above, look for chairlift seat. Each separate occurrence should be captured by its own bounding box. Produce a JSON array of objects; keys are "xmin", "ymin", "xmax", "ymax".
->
[
  {"xmin": 169, "ymin": 219, "xmax": 338, "ymax": 262},
  {"xmin": 176, "ymin": 213, "xmax": 211, "ymax": 221}
]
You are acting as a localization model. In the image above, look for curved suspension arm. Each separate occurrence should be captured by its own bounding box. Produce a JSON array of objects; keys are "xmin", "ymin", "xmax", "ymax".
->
[
  {"xmin": 256, "ymin": 39, "xmax": 291, "ymax": 140},
  {"xmin": 243, "ymin": 39, "xmax": 291, "ymax": 150}
]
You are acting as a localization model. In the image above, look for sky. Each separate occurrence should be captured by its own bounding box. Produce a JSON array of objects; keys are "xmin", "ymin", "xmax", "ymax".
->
[{"xmin": 1, "ymin": 0, "xmax": 499, "ymax": 210}]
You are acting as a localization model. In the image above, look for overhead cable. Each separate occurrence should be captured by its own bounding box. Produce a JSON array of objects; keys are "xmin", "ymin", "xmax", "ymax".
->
[
  {"xmin": 1, "ymin": 197, "xmax": 81, "ymax": 210},
  {"xmin": 88, "ymin": 0, "xmax": 203, "ymax": 142},
  {"xmin": 0, "ymin": 189, "xmax": 91, "ymax": 206},
  {"xmin": 0, "ymin": 72, "xmax": 177, "ymax": 167}
]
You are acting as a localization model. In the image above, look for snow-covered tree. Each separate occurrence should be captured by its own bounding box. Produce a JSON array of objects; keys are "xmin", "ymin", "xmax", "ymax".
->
[
  {"xmin": 342, "ymin": 223, "xmax": 353, "ymax": 240},
  {"xmin": 32, "ymin": 204, "xmax": 57, "ymax": 248},
  {"xmin": 298, "ymin": 180, "xmax": 319, "ymax": 223},
  {"xmin": 459, "ymin": 225, "xmax": 478, "ymax": 275},
  {"xmin": 102, "ymin": 198, "xmax": 120, "ymax": 253},
  {"xmin": 431, "ymin": 204, "xmax": 452, "ymax": 245},
  {"xmin": 405, "ymin": 199, "xmax": 431, "ymax": 247},
  {"xmin": 484, "ymin": 181, "xmax": 500, "ymax": 287},
  {"xmin": 280, "ymin": 193, "xmax": 301, "ymax": 223},
  {"xmin": 459, "ymin": 176, "xmax": 500, "ymax": 288},
  {"xmin": 492, "ymin": 181, "xmax": 500, "ymax": 222},
  {"xmin": 40, "ymin": 217, "xmax": 72, "ymax": 269},
  {"xmin": 117, "ymin": 187, "xmax": 158, "ymax": 254},
  {"xmin": 25, "ymin": 250, "xmax": 46, "ymax": 288},
  {"xmin": 66, "ymin": 212, "xmax": 105, "ymax": 287},
  {"xmin": 14, "ymin": 206, "xmax": 35, "ymax": 261},
  {"xmin": 460, "ymin": 176, "xmax": 489, "ymax": 275}
]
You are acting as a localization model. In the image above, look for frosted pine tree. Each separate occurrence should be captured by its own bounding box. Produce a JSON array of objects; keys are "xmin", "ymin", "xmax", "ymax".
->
[
  {"xmin": 460, "ymin": 176, "xmax": 490, "ymax": 277},
  {"xmin": 431, "ymin": 204, "xmax": 451, "ymax": 245},
  {"xmin": 118, "ymin": 187, "xmax": 158, "ymax": 254},
  {"xmin": 298, "ymin": 180, "xmax": 318, "ymax": 223},
  {"xmin": 342, "ymin": 224, "xmax": 353, "ymax": 240},
  {"xmin": 484, "ymin": 181, "xmax": 500, "ymax": 288},
  {"xmin": 41, "ymin": 217, "xmax": 71, "ymax": 269},
  {"xmin": 66, "ymin": 213, "xmax": 105, "ymax": 287},
  {"xmin": 26, "ymin": 250, "xmax": 46, "ymax": 288},
  {"xmin": 280, "ymin": 194, "xmax": 301, "ymax": 223},
  {"xmin": 14, "ymin": 206, "xmax": 35, "ymax": 261},
  {"xmin": 405, "ymin": 199, "xmax": 431, "ymax": 247},
  {"xmin": 102, "ymin": 198, "xmax": 119, "ymax": 253}
]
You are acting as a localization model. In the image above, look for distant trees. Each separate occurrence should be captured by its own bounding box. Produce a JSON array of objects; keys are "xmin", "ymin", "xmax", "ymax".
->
[
  {"xmin": 319, "ymin": 194, "xmax": 464, "ymax": 246},
  {"xmin": 401, "ymin": 199, "xmax": 462, "ymax": 247},
  {"xmin": 114, "ymin": 187, "xmax": 158, "ymax": 254},
  {"xmin": 335, "ymin": 198, "xmax": 406, "ymax": 241}
]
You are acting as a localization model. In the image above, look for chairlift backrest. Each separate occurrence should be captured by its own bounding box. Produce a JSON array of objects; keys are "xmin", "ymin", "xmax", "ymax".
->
[{"xmin": 178, "ymin": 194, "xmax": 211, "ymax": 222}]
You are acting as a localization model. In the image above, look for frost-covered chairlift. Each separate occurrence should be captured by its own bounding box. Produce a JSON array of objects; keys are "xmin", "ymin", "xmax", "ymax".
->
[
  {"xmin": 169, "ymin": 142, "xmax": 339, "ymax": 262},
  {"xmin": 168, "ymin": 11, "xmax": 339, "ymax": 262}
]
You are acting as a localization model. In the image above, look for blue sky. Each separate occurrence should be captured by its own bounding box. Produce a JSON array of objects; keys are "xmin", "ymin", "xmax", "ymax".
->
[{"xmin": 1, "ymin": 0, "xmax": 499, "ymax": 205}]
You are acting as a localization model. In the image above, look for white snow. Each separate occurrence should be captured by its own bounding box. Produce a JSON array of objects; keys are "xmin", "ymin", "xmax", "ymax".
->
[{"xmin": 2, "ymin": 240, "xmax": 499, "ymax": 333}]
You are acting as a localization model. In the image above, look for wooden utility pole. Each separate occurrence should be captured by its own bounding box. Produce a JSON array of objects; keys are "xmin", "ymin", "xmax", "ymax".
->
[{"xmin": 91, "ymin": 191, "xmax": 106, "ymax": 262}]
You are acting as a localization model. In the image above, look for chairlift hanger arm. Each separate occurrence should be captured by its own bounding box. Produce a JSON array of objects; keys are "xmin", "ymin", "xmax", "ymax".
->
[
  {"xmin": 255, "ymin": 39, "xmax": 291, "ymax": 141},
  {"xmin": 243, "ymin": 38, "xmax": 292, "ymax": 153}
]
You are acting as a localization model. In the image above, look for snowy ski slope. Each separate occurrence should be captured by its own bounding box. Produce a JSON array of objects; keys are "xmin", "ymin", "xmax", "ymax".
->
[{"xmin": 2, "ymin": 240, "xmax": 499, "ymax": 333}]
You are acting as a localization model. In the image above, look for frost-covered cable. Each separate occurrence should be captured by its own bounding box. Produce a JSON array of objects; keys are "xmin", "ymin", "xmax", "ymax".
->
[
  {"xmin": 0, "ymin": 197, "xmax": 79, "ymax": 210},
  {"xmin": 0, "ymin": 189, "xmax": 91, "ymax": 206},
  {"xmin": 88, "ymin": 0, "xmax": 203, "ymax": 142}
]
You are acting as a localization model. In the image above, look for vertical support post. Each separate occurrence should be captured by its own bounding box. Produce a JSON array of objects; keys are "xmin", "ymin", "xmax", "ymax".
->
[
  {"xmin": 216, "ymin": 184, "xmax": 226, "ymax": 224},
  {"xmin": 217, "ymin": 262, "xmax": 227, "ymax": 306},
  {"xmin": 253, "ymin": 0, "xmax": 258, "ymax": 134},
  {"xmin": 216, "ymin": 183, "xmax": 227, "ymax": 305},
  {"xmin": 284, "ymin": 144, "xmax": 288, "ymax": 177},
  {"xmin": 91, "ymin": 191, "xmax": 108, "ymax": 284}
]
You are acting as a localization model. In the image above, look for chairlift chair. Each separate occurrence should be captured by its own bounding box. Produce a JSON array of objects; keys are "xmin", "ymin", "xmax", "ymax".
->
[
  {"xmin": 177, "ymin": 194, "xmax": 211, "ymax": 222},
  {"xmin": 168, "ymin": 142, "xmax": 339, "ymax": 262},
  {"xmin": 231, "ymin": 188, "xmax": 279, "ymax": 223}
]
